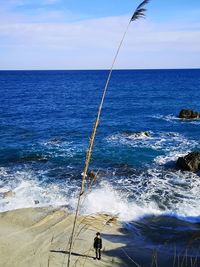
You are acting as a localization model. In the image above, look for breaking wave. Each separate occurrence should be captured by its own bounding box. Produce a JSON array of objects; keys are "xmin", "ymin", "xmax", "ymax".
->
[
  {"xmin": 0, "ymin": 130, "xmax": 199, "ymax": 225},
  {"xmin": 0, "ymin": 165, "xmax": 200, "ymax": 226},
  {"xmin": 0, "ymin": 167, "xmax": 69, "ymax": 212}
]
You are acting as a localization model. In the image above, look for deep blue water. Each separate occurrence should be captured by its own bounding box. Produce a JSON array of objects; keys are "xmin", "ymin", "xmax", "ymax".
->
[{"xmin": 1, "ymin": 69, "xmax": 200, "ymax": 260}]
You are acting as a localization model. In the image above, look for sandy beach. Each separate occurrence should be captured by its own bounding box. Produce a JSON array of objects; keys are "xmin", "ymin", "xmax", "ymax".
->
[{"xmin": 0, "ymin": 207, "xmax": 131, "ymax": 267}]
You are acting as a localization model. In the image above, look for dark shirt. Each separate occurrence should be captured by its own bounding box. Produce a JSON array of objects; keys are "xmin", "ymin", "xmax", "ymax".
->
[{"xmin": 94, "ymin": 237, "xmax": 102, "ymax": 249}]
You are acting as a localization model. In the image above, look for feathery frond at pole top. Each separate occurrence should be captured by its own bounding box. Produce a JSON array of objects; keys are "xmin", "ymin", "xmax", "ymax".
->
[{"xmin": 131, "ymin": 0, "xmax": 150, "ymax": 22}]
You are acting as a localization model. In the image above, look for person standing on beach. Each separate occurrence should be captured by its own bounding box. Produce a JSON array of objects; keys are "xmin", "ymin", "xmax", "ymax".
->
[{"xmin": 93, "ymin": 232, "xmax": 102, "ymax": 260}]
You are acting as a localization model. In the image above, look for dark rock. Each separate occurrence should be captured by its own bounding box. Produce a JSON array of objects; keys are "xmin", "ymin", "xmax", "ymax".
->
[
  {"xmin": 87, "ymin": 171, "xmax": 97, "ymax": 180},
  {"xmin": 87, "ymin": 170, "xmax": 108, "ymax": 180},
  {"xmin": 123, "ymin": 131, "xmax": 150, "ymax": 138},
  {"xmin": 176, "ymin": 152, "xmax": 200, "ymax": 171},
  {"xmin": 20, "ymin": 154, "xmax": 48, "ymax": 163},
  {"xmin": 34, "ymin": 200, "xmax": 40, "ymax": 205},
  {"xmin": 178, "ymin": 109, "xmax": 200, "ymax": 119}
]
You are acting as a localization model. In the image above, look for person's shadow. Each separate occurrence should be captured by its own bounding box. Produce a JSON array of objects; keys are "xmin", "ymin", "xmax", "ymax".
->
[{"xmin": 50, "ymin": 250, "xmax": 94, "ymax": 259}]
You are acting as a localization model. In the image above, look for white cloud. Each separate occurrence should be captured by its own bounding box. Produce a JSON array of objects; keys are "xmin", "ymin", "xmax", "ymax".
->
[{"xmin": 0, "ymin": 15, "xmax": 200, "ymax": 69}]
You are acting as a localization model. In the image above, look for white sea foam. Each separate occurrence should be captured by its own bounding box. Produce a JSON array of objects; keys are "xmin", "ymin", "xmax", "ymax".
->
[
  {"xmin": 151, "ymin": 114, "xmax": 179, "ymax": 123},
  {"xmin": 42, "ymin": 140, "xmax": 84, "ymax": 159},
  {"xmin": 0, "ymin": 167, "xmax": 8, "ymax": 176},
  {"xmin": 0, "ymin": 168, "xmax": 69, "ymax": 212},
  {"xmin": 189, "ymin": 120, "xmax": 200, "ymax": 125},
  {"xmin": 107, "ymin": 130, "xmax": 199, "ymax": 169},
  {"xmin": 155, "ymin": 152, "xmax": 187, "ymax": 165},
  {"xmin": 154, "ymin": 133, "xmax": 198, "ymax": 165},
  {"xmin": 1, "ymin": 167, "xmax": 200, "ymax": 223},
  {"xmin": 152, "ymin": 114, "xmax": 200, "ymax": 125},
  {"xmin": 78, "ymin": 175, "xmax": 200, "ymax": 222},
  {"xmin": 79, "ymin": 182, "xmax": 161, "ymax": 221},
  {"xmin": 107, "ymin": 131, "xmax": 198, "ymax": 153}
]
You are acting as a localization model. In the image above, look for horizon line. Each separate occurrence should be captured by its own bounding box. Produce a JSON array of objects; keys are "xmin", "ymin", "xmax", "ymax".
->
[{"xmin": 0, "ymin": 67, "xmax": 200, "ymax": 72}]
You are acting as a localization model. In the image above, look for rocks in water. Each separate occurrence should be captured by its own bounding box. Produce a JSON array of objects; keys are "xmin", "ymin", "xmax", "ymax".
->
[
  {"xmin": 87, "ymin": 170, "xmax": 108, "ymax": 180},
  {"xmin": 87, "ymin": 171, "xmax": 97, "ymax": 180},
  {"xmin": 178, "ymin": 109, "xmax": 200, "ymax": 119},
  {"xmin": 2, "ymin": 191, "xmax": 16, "ymax": 199},
  {"xmin": 176, "ymin": 152, "xmax": 200, "ymax": 172},
  {"xmin": 123, "ymin": 131, "xmax": 150, "ymax": 139},
  {"xmin": 20, "ymin": 154, "xmax": 48, "ymax": 163}
]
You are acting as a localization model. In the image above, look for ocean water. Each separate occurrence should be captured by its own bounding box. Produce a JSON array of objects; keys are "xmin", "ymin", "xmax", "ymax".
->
[{"xmin": 0, "ymin": 69, "xmax": 200, "ymax": 255}]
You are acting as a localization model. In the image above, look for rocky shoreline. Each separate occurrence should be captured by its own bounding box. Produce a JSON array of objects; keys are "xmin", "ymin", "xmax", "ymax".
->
[
  {"xmin": 0, "ymin": 207, "xmax": 126, "ymax": 267},
  {"xmin": 0, "ymin": 207, "xmax": 200, "ymax": 267}
]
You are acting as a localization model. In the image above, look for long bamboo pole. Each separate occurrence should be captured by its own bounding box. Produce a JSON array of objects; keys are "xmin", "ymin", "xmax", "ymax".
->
[
  {"xmin": 67, "ymin": 1, "xmax": 150, "ymax": 266},
  {"xmin": 67, "ymin": 22, "xmax": 131, "ymax": 267}
]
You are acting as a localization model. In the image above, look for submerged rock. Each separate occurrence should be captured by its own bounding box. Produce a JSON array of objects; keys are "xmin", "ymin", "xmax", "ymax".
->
[
  {"xmin": 2, "ymin": 191, "xmax": 16, "ymax": 199},
  {"xmin": 123, "ymin": 131, "xmax": 150, "ymax": 138},
  {"xmin": 20, "ymin": 154, "xmax": 48, "ymax": 163},
  {"xmin": 176, "ymin": 152, "xmax": 200, "ymax": 172},
  {"xmin": 178, "ymin": 109, "xmax": 200, "ymax": 119}
]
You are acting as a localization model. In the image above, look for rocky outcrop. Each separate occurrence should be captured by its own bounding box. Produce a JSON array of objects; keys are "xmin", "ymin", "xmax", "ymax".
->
[
  {"xmin": 123, "ymin": 131, "xmax": 150, "ymax": 138},
  {"xmin": 176, "ymin": 152, "xmax": 200, "ymax": 172},
  {"xmin": 178, "ymin": 109, "xmax": 200, "ymax": 119}
]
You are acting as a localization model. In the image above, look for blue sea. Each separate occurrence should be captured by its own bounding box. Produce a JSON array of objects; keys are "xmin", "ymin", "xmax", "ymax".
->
[{"xmin": 0, "ymin": 69, "xmax": 200, "ymax": 261}]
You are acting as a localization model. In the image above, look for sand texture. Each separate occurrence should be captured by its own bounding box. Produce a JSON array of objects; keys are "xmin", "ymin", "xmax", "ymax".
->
[{"xmin": 0, "ymin": 207, "xmax": 129, "ymax": 267}]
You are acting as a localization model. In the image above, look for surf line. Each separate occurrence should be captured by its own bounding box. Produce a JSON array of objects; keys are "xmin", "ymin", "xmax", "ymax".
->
[{"xmin": 67, "ymin": 1, "xmax": 151, "ymax": 266}]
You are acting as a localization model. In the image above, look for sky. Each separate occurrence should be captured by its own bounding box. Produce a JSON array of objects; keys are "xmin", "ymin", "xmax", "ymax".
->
[{"xmin": 0, "ymin": 0, "xmax": 200, "ymax": 70}]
